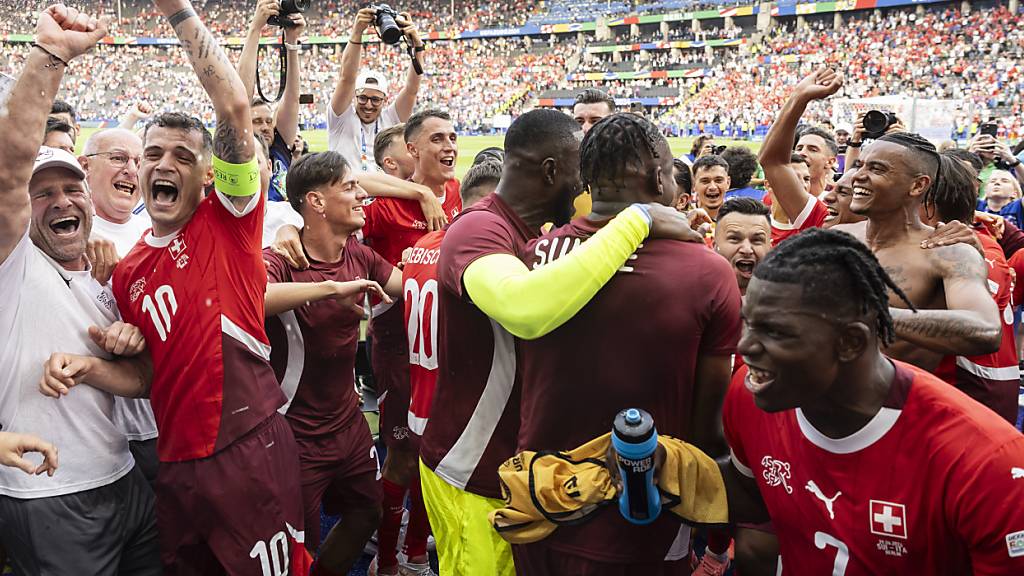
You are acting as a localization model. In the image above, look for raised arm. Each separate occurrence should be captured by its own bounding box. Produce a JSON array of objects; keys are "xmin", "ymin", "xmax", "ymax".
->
[
  {"xmin": 760, "ymin": 68, "xmax": 842, "ymax": 221},
  {"xmin": 274, "ymin": 13, "xmax": 304, "ymax": 144},
  {"xmin": 157, "ymin": 0, "xmax": 254, "ymax": 174},
  {"xmin": 331, "ymin": 8, "xmax": 375, "ymax": 117},
  {"xmin": 890, "ymin": 244, "xmax": 1001, "ymax": 356},
  {"xmin": 237, "ymin": 0, "xmax": 278, "ymax": 99},
  {"xmin": 392, "ymin": 12, "xmax": 424, "ymax": 121},
  {"xmin": 0, "ymin": 5, "xmax": 107, "ymax": 265}
]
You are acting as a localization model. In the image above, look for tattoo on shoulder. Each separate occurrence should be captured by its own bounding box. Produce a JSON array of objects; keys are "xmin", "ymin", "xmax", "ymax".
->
[
  {"xmin": 933, "ymin": 244, "xmax": 986, "ymax": 281},
  {"xmin": 214, "ymin": 123, "xmax": 248, "ymax": 164}
]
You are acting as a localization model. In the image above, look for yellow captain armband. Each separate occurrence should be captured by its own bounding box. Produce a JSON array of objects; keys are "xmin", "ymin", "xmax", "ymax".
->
[{"xmin": 212, "ymin": 155, "xmax": 260, "ymax": 197}]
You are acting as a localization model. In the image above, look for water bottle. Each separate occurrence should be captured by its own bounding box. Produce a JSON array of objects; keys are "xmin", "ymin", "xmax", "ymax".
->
[{"xmin": 612, "ymin": 408, "xmax": 661, "ymax": 525}]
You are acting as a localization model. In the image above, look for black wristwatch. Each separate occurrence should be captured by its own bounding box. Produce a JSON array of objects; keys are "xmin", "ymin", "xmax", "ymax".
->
[
  {"xmin": 1008, "ymin": 157, "xmax": 1022, "ymax": 168},
  {"xmin": 847, "ymin": 141, "xmax": 862, "ymax": 149}
]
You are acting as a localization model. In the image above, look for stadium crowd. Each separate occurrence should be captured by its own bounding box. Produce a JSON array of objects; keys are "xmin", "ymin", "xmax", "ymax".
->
[{"xmin": 3, "ymin": 1, "xmax": 1024, "ymax": 576}]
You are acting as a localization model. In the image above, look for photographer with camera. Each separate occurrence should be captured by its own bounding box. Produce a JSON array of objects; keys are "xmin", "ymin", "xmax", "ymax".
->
[
  {"xmin": 238, "ymin": 0, "xmax": 305, "ymax": 202},
  {"xmin": 968, "ymin": 125, "xmax": 1024, "ymax": 196},
  {"xmin": 329, "ymin": 5, "xmax": 423, "ymax": 173},
  {"xmin": 843, "ymin": 108, "xmax": 906, "ymax": 174}
]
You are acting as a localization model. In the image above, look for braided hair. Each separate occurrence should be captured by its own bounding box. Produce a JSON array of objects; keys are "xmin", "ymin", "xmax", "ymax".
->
[
  {"xmin": 876, "ymin": 132, "xmax": 943, "ymax": 214},
  {"xmin": 754, "ymin": 228, "xmax": 915, "ymax": 346},
  {"xmin": 580, "ymin": 113, "xmax": 663, "ymax": 190}
]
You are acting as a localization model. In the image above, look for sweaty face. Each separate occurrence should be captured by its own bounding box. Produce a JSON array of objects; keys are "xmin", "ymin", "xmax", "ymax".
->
[
  {"xmin": 29, "ymin": 168, "xmax": 93, "ymax": 267},
  {"xmin": 141, "ymin": 126, "xmax": 210, "ymax": 236},
  {"xmin": 572, "ymin": 102, "xmax": 612, "ymax": 135},
  {"xmin": 714, "ymin": 212, "xmax": 771, "ymax": 292},
  {"xmin": 250, "ymin": 104, "xmax": 275, "ymax": 147},
  {"xmin": 738, "ymin": 277, "xmax": 842, "ymax": 412},
  {"xmin": 694, "ymin": 165, "xmax": 730, "ymax": 216},
  {"xmin": 848, "ymin": 141, "xmax": 921, "ymax": 217},
  {"xmin": 43, "ymin": 132, "xmax": 75, "ymax": 155},
  {"xmin": 409, "ymin": 117, "xmax": 458, "ymax": 184},
  {"xmin": 85, "ymin": 131, "xmax": 143, "ymax": 223},
  {"xmin": 355, "ymin": 88, "xmax": 386, "ymax": 124},
  {"xmin": 795, "ymin": 134, "xmax": 835, "ymax": 182},
  {"xmin": 319, "ymin": 167, "xmax": 368, "ymax": 231}
]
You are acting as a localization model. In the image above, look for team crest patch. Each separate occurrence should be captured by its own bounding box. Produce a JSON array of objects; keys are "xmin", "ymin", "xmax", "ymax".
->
[
  {"xmin": 1007, "ymin": 530, "xmax": 1024, "ymax": 558},
  {"xmin": 760, "ymin": 455, "xmax": 793, "ymax": 494}
]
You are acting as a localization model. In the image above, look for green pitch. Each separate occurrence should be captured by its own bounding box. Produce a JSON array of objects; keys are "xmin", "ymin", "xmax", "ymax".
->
[{"xmin": 77, "ymin": 128, "xmax": 761, "ymax": 180}]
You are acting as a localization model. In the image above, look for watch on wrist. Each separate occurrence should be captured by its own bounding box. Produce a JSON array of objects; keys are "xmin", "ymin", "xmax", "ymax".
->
[{"xmin": 847, "ymin": 141, "xmax": 862, "ymax": 149}]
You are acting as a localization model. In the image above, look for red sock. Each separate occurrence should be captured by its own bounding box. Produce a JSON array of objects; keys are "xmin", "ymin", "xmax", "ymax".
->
[
  {"xmin": 403, "ymin": 473, "xmax": 430, "ymax": 560},
  {"xmin": 378, "ymin": 478, "xmax": 407, "ymax": 569},
  {"xmin": 706, "ymin": 526, "xmax": 733, "ymax": 557}
]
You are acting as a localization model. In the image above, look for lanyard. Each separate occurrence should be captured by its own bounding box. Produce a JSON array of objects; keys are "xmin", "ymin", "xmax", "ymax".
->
[{"xmin": 360, "ymin": 119, "xmax": 380, "ymax": 171}]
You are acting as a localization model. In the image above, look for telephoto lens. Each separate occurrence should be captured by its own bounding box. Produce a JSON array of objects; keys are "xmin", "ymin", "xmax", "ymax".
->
[
  {"xmin": 268, "ymin": 0, "xmax": 309, "ymax": 26},
  {"xmin": 373, "ymin": 4, "xmax": 403, "ymax": 45}
]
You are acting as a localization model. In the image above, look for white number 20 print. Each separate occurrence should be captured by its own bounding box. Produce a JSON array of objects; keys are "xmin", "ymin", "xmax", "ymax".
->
[
  {"xmin": 141, "ymin": 285, "xmax": 178, "ymax": 342},
  {"xmin": 405, "ymin": 278, "xmax": 438, "ymax": 370}
]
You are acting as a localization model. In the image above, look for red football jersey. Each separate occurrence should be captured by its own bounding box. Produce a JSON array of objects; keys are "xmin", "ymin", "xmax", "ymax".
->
[
  {"xmin": 770, "ymin": 195, "xmax": 828, "ymax": 246},
  {"xmin": 113, "ymin": 192, "xmax": 285, "ymax": 462},
  {"xmin": 935, "ymin": 228, "xmax": 1019, "ymax": 423},
  {"xmin": 725, "ymin": 361, "xmax": 1024, "ymax": 575},
  {"xmin": 402, "ymin": 230, "xmax": 444, "ymax": 437},
  {"xmin": 361, "ymin": 180, "xmax": 462, "ymax": 340}
]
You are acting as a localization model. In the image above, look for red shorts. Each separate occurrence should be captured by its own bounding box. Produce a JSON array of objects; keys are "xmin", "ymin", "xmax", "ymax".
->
[
  {"xmin": 295, "ymin": 421, "xmax": 383, "ymax": 550},
  {"xmin": 371, "ymin": 332, "xmax": 414, "ymax": 452},
  {"xmin": 155, "ymin": 414, "xmax": 309, "ymax": 575}
]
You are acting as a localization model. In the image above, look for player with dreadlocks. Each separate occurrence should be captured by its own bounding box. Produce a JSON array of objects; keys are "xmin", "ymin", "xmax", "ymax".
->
[
  {"xmin": 514, "ymin": 113, "xmax": 740, "ymax": 575},
  {"xmin": 721, "ymin": 227, "xmax": 1024, "ymax": 575},
  {"xmin": 831, "ymin": 130, "xmax": 1001, "ymax": 372}
]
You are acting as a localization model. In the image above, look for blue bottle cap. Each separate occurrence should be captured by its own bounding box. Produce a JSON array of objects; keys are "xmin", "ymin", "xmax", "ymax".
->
[{"xmin": 624, "ymin": 408, "xmax": 642, "ymax": 426}]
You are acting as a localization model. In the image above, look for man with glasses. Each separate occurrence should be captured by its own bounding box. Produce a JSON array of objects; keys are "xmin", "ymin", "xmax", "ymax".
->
[
  {"xmin": 80, "ymin": 128, "xmax": 159, "ymax": 486},
  {"xmin": 328, "ymin": 7, "xmax": 424, "ymax": 174}
]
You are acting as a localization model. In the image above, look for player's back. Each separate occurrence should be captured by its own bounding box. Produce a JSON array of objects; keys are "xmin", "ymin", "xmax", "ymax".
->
[
  {"xmin": 724, "ymin": 361, "xmax": 1024, "ymax": 575},
  {"xmin": 516, "ymin": 216, "xmax": 741, "ymax": 563},
  {"xmin": 114, "ymin": 194, "xmax": 285, "ymax": 462},
  {"xmin": 403, "ymin": 230, "xmax": 445, "ymax": 438}
]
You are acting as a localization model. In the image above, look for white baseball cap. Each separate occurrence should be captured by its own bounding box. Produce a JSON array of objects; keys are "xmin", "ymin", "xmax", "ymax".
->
[
  {"xmin": 32, "ymin": 146, "xmax": 86, "ymax": 179},
  {"xmin": 356, "ymin": 70, "xmax": 389, "ymax": 97}
]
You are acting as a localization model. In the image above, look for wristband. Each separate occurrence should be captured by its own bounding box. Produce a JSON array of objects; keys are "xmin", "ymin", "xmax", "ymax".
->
[
  {"xmin": 847, "ymin": 141, "xmax": 862, "ymax": 148},
  {"xmin": 414, "ymin": 45, "xmax": 426, "ymax": 52},
  {"xmin": 212, "ymin": 155, "xmax": 260, "ymax": 197},
  {"xmin": 168, "ymin": 7, "xmax": 197, "ymax": 28},
  {"xmin": 1008, "ymin": 158, "xmax": 1022, "ymax": 168},
  {"xmin": 629, "ymin": 203, "xmax": 653, "ymax": 232},
  {"xmin": 32, "ymin": 43, "xmax": 67, "ymax": 68},
  {"xmin": 348, "ymin": 39, "xmax": 362, "ymax": 45},
  {"xmin": 284, "ymin": 42, "xmax": 301, "ymax": 51}
]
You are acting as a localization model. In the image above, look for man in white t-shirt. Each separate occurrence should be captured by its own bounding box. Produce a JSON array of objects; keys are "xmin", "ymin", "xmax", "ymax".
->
[
  {"xmin": 0, "ymin": 7, "xmax": 159, "ymax": 573},
  {"xmin": 328, "ymin": 9, "xmax": 434, "ymax": 182},
  {"xmin": 80, "ymin": 128, "xmax": 160, "ymax": 485}
]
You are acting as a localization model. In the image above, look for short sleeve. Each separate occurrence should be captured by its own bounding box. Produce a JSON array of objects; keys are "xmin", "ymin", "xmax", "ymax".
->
[
  {"xmin": 262, "ymin": 248, "xmax": 292, "ymax": 284},
  {"xmin": 327, "ymin": 102, "xmax": 354, "ymax": 139},
  {"xmin": 722, "ymin": 368, "xmax": 755, "ymax": 479},
  {"xmin": 365, "ymin": 243, "xmax": 395, "ymax": 287},
  {"xmin": 699, "ymin": 254, "xmax": 743, "ymax": 356},
  {"xmin": 438, "ymin": 209, "xmax": 515, "ymax": 299},
  {"xmin": 0, "ymin": 231, "xmax": 30, "ymax": 323},
  {"xmin": 950, "ymin": 436, "xmax": 1024, "ymax": 573},
  {"xmin": 383, "ymin": 103, "xmax": 402, "ymax": 125}
]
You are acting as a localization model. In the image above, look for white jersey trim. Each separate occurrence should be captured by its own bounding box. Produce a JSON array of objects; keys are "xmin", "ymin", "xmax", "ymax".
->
[
  {"xmin": 796, "ymin": 406, "xmax": 901, "ymax": 454},
  {"xmin": 221, "ymin": 314, "xmax": 271, "ymax": 361},
  {"xmin": 664, "ymin": 525, "xmax": 692, "ymax": 561},
  {"xmin": 215, "ymin": 189, "xmax": 261, "ymax": 218},
  {"xmin": 276, "ymin": 311, "xmax": 305, "ymax": 415},
  {"xmin": 730, "ymin": 449, "xmax": 754, "ymax": 478},
  {"xmin": 771, "ymin": 195, "xmax": 818, "ymax": 231},
  {"xmin": 955, "ymin": 356, "xmax": 1020, "ymax": 381},
  {"xmin": 433, "ymin": 319, "xmax": 516, "ymax": 490},
  {"xmin": 409, "ymin": 411, "xmax": 428, "ymax": 436}
]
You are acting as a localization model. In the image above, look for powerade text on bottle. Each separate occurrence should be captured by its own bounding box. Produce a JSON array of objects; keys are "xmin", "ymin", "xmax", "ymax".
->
[{"xmin": 612, "ymin": 408, "xmax": 661, "ymax": 525}]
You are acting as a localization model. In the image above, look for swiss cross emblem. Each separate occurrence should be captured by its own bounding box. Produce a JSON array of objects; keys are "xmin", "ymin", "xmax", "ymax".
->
[
  {"xmin": 870, "ymin": 500, "xmax": 907, "ymax": 539},
  {"xmin": 169, "ymin": 237, "xmax": 187, "ymax": 260}
]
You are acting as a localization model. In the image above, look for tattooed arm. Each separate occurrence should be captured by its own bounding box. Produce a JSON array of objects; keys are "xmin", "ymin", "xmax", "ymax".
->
[
  {"xmin": 889, "ymin": 244, "xmax": 1001, "ymax": 356},
  {"xmin": 155, "ymin": 0, "xmax": 255, "ymax": 208}
]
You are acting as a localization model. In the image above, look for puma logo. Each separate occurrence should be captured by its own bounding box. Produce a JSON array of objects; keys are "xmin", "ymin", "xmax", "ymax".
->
[
  {"xmin": 1012, "ymin": 467, "xmax": 1024, "ymax": 480},
  {"xmin": 806, "ymin": 480, "xmax": 841, "ymax": 520}
]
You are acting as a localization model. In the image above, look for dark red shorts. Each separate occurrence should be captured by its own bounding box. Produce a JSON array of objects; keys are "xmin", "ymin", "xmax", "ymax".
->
[
  {"xmin": 371, "ymin": 333, "xmax": 415, "ymax": 452},
  {"xmin": 512, "ymin": 542, "xmax": 691, "ymax": 575},
  {"xmin": 295, "ymin": 421, "xmax": 383, "ymax": 550},
  {"xmin": 155, "ymin": 414, "xmax": 308, "ymax": 575}
]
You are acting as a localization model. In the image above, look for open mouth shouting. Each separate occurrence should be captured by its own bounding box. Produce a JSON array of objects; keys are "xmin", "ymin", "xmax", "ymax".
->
[
  {"xmin": 151, "ymin": 179, "xmax": 179, "ymax": 208},
  {"xmin": 745, "ymin": 363, "xmax": 777, "ymax": 395},
  {"xmin": 114, "ymin": 179, "xmax": 137, "ymax": 198},
  {"xmin": 852, "ymin": 186, "xmax": 871, "ymax": 201},
  {"xmin": 734, "ymin": 257, "xmax": 757, "ymax": 279},
  {"xmin": 439, "ymin": 155, "xmax": 456, "ymax": 172},
  {"xmin": 49, "ymin": 215, "xmax": 81, "ymax": 236},
  {"xmin": 824, "ymin": 204, "xmax": 840, "ymax": 222}
]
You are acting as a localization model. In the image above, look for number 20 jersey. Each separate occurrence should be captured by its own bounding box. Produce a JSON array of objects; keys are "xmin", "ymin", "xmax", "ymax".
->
[
  {"xmin": 402, "ymin": 230, "xmax": 444, "ymax": 438},
  {"xmin": 113, "ymin": 193, "xmax": 286, "ymax": 462},
  {"xmin": 724, "ymin": 360, "xmax": 1024, "ymax": 575}
]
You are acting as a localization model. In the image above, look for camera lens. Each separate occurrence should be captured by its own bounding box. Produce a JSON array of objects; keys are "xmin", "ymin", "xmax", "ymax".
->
[
  {"xmin": 863, "ymin": 110, "xmax": 890, "ymax": 138},
  {"xmin": 375, "ymin": 5, "xmax": 403, "ymax": 45}
]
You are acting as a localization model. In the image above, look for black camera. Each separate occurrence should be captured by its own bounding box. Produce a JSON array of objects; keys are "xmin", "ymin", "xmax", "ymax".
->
[
  {"xmin": 268, "ymin": 0, "xmax": 309, "ymax": 27},
  {"xmin": 712, "ymin": 145, "xmax": 727, "ymax": 155},
  {"xmin": 979, "ymin": 122, "xmax": 998, "ymax": 138},
  {"xmin": 862, "ymin": 110, "xmax": 897, "ymax": 140},
  {"xmin": 372, "ymin": 4, "xmax": 403, "ymax": 45}
]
